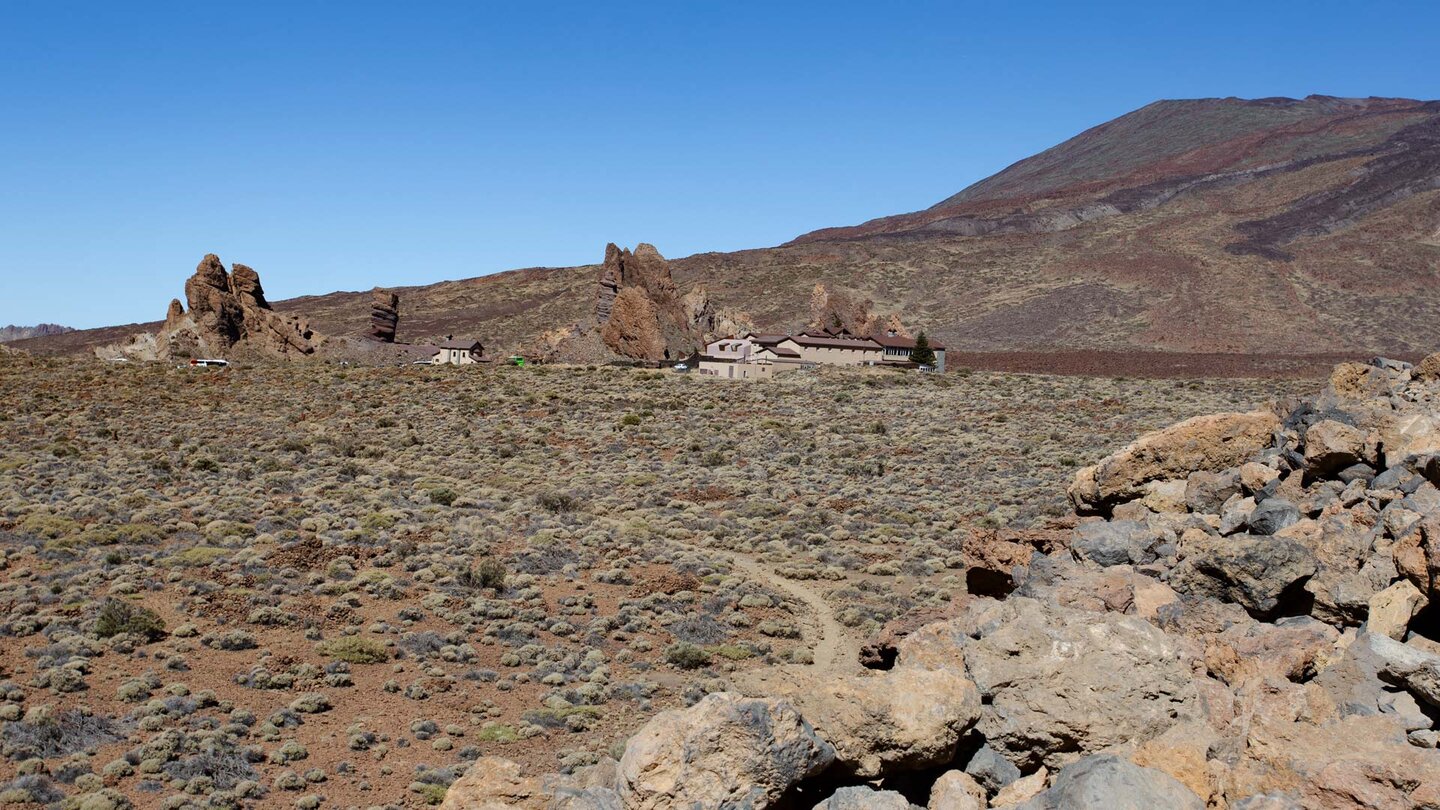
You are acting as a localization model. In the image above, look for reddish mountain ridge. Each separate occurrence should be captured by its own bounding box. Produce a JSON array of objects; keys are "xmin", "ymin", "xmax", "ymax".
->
[{"xmin": 20, "ymin": 95, "xmax": 1440, "ymax": 365}]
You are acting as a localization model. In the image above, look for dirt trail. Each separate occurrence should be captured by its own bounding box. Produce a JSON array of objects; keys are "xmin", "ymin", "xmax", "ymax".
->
[{"xmin": 713, "ymin": 550, "xmax": 859, "ymax": 682}]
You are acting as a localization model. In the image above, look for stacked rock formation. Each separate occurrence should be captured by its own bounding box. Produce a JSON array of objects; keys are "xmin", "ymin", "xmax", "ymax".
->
[
  {"xmin": 559, "ymin": 242, "xmax": 755, "ymax": 363},
  {"xmin": 369, "ymin": 288, "xmax": 400, "ymax": 342},
  {"xmin": 158, "ymin": 254, "xmax": 320, "ymax": 359},
  {"xmin": 808, "ymin": 283, "xmax": 909, "ymax": 338},
  {"xmin": 440, "ymin": 354, "xmax": 1440, "ymax": 809}
]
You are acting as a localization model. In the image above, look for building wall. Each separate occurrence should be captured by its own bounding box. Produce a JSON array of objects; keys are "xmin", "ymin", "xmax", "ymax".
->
[
  {"xmin": 779, "ymin": 340, "xmax": 881, "ymax": 366},
  {"xmin": 698, "ymin": 359, "xmax": 773, "ymax": 379},
  {"xmin": 433, "ymin": 349, "xmax": 480, "ymax": 366},
  {"xmin": 704, "ymin": 338, "xmax": 753, "ymax": 360}
]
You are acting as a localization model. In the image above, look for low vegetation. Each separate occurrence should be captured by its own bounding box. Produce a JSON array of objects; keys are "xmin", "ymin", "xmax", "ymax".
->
[{"xmin": 0, "ymin": 356, "xmax": 1306, "ymax": 806}]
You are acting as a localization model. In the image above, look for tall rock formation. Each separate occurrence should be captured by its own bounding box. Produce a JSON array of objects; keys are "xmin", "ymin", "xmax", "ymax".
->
[
  {"xmin": 369, "ymin": 289, "xmax": 400, "ymax": 342},
  {"xmin": 808, "ymin": 283, "xmax": 906, "ymax": 338},
  {"xmin": 0, "ymin": 324, "xmax": 74, "ymax": 343},
  {"xmin": 157, "ymin": 254, "xmax": 321, "ymax": 359},
  {"xmin": 593, "ymin": 243, "xmax": 715, "ymax": 361}
]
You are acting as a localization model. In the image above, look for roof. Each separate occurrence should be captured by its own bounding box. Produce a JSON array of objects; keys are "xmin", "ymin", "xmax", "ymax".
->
[
  {"xmin": 756, "ymin": 346, "xmax": 802, "ymax": 359},
  {"xmin": 873, "ymin": 334, "xmax": 947, "ymax": 350},
  {"xmin": 437, "ymin": 340, "xmax": 482, "ymax": 350},
  {"xmin": 744, "ymin": 333, "xmax": 789, "ymax": 346},
  {"xmin": 784, "ymin": 335, "xmax": 882, "ymax": 350}
]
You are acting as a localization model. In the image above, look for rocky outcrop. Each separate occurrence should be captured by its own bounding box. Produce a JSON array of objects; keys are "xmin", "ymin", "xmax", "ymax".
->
[
  {"xmin": 600, "ymin": 287, "xmax": 666, "ymax": 361},
  {"xmin": 369, "ymin": 289, "xmax": 400, "ymax": 342},
  {"xmin": 547, "ymin": 243, "xmax": 757, "ymax": 363},
  {"xmin": 157, "ymin": 254, "xmax": 321, "ymax": 359}
]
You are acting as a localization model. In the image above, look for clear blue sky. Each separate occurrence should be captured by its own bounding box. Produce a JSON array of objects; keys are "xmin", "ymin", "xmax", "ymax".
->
[{"xmin": 2, "ymin": 0, "xmax": 1436, "ymax": 329}]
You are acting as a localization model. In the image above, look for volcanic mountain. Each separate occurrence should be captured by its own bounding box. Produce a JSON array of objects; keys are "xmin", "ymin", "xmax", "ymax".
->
[{"xmin": 19, "ymin": 95, "xmax": 1440, "ymax": 365}]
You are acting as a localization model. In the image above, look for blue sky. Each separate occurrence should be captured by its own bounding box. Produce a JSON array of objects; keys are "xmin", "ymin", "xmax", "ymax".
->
[{"xmin": 2, "ymin": 1, "xmax": 1437, "ymax": 329}]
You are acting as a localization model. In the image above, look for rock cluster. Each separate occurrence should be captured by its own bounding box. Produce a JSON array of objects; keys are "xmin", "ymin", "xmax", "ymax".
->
[
  {"xmin": 158, "ymin": 254, "xmax": 321, "ymax": 359},
  {"xmin": 369, "ymin": 288, "xmax": 400, "ymax": 342},
  {"xmin": 808, "ymin": 283, "xmax": 909, "ymax": 338},
  {"xmin": 543, "ymin": 243, "xmax": 756, "ymax": 363},
  {"xmin": 441, "ymin": 355, "xmax": 1440, "ymax": 809}
]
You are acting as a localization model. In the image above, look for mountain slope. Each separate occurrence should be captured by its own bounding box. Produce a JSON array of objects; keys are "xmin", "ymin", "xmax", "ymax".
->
[{"xmin": 22, "ymin": 95, "xmax": 1440, "ymax": 362}]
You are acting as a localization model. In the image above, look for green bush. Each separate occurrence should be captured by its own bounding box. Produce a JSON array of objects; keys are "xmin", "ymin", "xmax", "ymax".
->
[
  {"xmin": 317, "ymin": 636, "xmax": 389, "ymax": 664},
  {"xmin": 620, "ymin": 413, "xmax": 643, "ymax": 427},
  {"xmin": 427, "ymin": 487, "xmax": 457, "ymax": 506},
  {"xmin": 94, "ymin": 599, "xmax": 166, "ymax": 641},
  {"xmin": 462, "ymin": 558, "xmax": 507, "ymax": 591},
  {"xmin": 665, "ymin": 642, "xmax": 711, "ymax": 669}
]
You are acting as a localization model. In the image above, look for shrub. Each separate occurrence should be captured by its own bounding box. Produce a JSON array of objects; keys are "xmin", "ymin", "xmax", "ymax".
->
[
  {"xmin": 664, "ymin": 642, "xmax": 711, "ymax": 670},
  {"xmin": 428, "ymin": 487, "xmax": 458, "ymax": 506},
  {"xmin": 536, "ymin": 490, "xmax": 578, "ymax": 513},
  {"xmin": 1, "ymin": 709, "xmax": 125, "ymax": 760},
  {"xmin": 465, "ymin": 558, "xmax": 507, "ymax": 591},
  {"xmin": 317, "ymin": 636, "xmax": 389, "ymax": 664},
  {"xmin": 619, "ymin": 413, "xmax": 643, "ymax": 427},
  {"xmin": 94, "ymin": 599, "xmax": 166, "ymax": 641}
]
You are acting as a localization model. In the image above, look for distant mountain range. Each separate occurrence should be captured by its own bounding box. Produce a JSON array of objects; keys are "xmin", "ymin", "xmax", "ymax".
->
[
  {"xmin": 1, "ymin": 323, "xmax": 73, "ymax": 343},
  {"xmin": 19, "ymin": 95, "xmax": 1440, "ymax": 361}
]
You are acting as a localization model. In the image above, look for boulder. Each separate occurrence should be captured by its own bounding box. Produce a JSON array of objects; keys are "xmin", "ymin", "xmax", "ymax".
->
[
  {"xmin": 1361, "ymin": 632, "xmax": 1440, "ymax": 707},
  {"xmin": 1379, "ymin": 414, "xmax": 1440, "ymax": 467},
  {"xmin": 1012, "ymin": 755, "xmax": 1204, "ymax": 810},
  {"xmin": 1366, "ymin": 580, "xmax": 1427, "ymax": 640},
  {"xmin": 913, "ymin": 597, "xmax": 1196, "ymax": 769},
  {"xmin": 1186, "ymin": 469, "xmax": 1241, "ymax": 514},
  {"xmin": 1303, "ymin": 419, "xmax": 1367, "ymax": 478},
  {"xmin": 1394, "ymin": 513, "xmax": 1440, "ymax": 600},
  {"xmin": 439, "ymin": 756, "xmax": 542, "ymax": 809},
  {"xmin": 756, "ymin": 665, "xmax": 981, "ymax": 778},
  {"xmin": 1247, "ymin": 498, "xmax": 1300, "ymax": 535},
  {"xmin": 928, "ymin": 770, "xmax": 987, "ymax": 810},
  {"xmin": 1203, "ymin": 616, "xmax": 1340, "ymax": 686},
  {"xmin": 616, "ymin": 693, "xmax": 834, "ymax": 810},
  {"xmin": 1070, "ymin": 520, "xmax": 1160, "ymax": 567},
  {"xmin": 812, "ymin": 786, "xmax": 914, "ymax": 810},
  {"xmin": 963, "ymin": 742, "xmax": 1021, "ymax": 792},
  {"xmin": 1069, "ymin": 410, "xmax": 1280, "ymax": 514},
  {"xmin": 1169, "ymin": 534, "xmax": 1317, "ymax": 619},
  {"xmin": 991, "ymin": 766, "xmax": 1048, "ymax": 806}
]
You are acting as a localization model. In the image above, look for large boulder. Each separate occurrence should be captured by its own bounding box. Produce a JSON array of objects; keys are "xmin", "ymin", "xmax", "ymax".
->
[
  {"xmin": 1169, "ymin": 533, "xmax": 1317, "ymax": 619},
  {"xmin": 1013, "ymin": 755, "xmax": 1204, "ymax": 810},
  {"xmin": 1303, "ymin": 419, "xmax": 1368, "ymax": 478},
  {"xmin": 744, "ymin": 663, "xmax": 981, "ymax": 778},
  {"xmin": 899, "ymin": 597, "xmax": 1197, "ymax": 770},
  {"xmin": 928, "ymin": 770, "xmax": 987, "ymax": 810},
  {"xmin": 1069, "ymin": 410, "xmax": 1280, "ymax": 514},
  {"xmin": 616, "ymin": 693, "xmax": 834, "ymax": 809}
]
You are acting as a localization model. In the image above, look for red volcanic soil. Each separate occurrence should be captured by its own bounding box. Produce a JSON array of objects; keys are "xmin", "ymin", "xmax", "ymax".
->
[{"xmin": 943, "ymin": 351, "xmax": 1413, "ymax": 379}]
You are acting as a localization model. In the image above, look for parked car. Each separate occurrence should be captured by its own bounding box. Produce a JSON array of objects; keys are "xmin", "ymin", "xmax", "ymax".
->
[
  {"xmin": 189, "ymin": 358, "xmax": 229, "ymax": 368},
  {"xmin": 672, "ymin": 363, "xmax": 690, "ymax": 372}
]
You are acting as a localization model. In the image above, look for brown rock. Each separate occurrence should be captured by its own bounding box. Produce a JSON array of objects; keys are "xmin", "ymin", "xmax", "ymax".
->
[
  {"xmin": 161, "ymin": 254, "xmax": 320, "ymax": 359},
  {"xmin": 601, "ymin": 287, "xmax": 666, "ymax": 361},
  {"xmin": 369, "ymin": 288, "xmax": 400, "ymax": 342},
  {"xmin": 1366, "ymin": 580, "xmax": 1427, "ymax": 640},
  {"xmin": 928, "ymin": 770, "xmax": 987, "ymax": 810},
  {"xmin": 1415, "ymin": 351, "xmax": 1440, "ymax": 383},
  {"xmin": 1069, "ymin": 410, "xmax": 1281, "ymax": 514}
]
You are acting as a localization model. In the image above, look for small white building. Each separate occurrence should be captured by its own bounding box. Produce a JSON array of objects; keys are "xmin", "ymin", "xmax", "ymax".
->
[{"xmin": 432, "ymin": 339, "xmax": 484, "ymax": 366}]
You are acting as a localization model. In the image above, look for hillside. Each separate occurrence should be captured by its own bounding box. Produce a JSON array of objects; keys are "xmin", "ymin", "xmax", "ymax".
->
[{"xmin": 20, "ymin": 95, "xmax": 1440, "ymax": 365}]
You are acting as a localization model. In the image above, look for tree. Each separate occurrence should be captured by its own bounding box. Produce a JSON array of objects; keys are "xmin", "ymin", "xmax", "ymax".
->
[{"xmin": 908, "ymin": 332, "xmax": 937, "ymax": 367}]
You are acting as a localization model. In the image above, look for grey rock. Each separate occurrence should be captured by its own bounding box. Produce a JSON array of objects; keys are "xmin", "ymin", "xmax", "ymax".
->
[
  {"xmin": 1013, "ymin": 754, "xmax": 1203, "ymax": 810},
  {"xmin": 945, "ymin": 597, "xmax": 1196, "ymax": 768},
  {"xmin": 1071, "ymin": 520, "xmax": 1160, "ymax": 567},
  {"xmin": 1186, "ymin": 470, "xmax": 1241, "ymax": 514},
  {"xmin": 1336, "ymin": 463, "xmax": 1376, "ymax": 484},
  {"xmin": 1372, "ymin": 464, "xmax": 1414, "ymax": 491},
  {"xmin": 1247, "ymin": 498, "xmax": 1300, "ymax": 535},
  {"xmin": 1362, "ymin": 632, "xmax": 1440, "ymax": 707},
  {"xmin": 812, "ymin": 786, "xmax": 914, "ymax": 810},
  {"xmin": 963, "ymin": 743, "xmax": 1021, "ymax": 792},
  {"xmin": 1170, "ymin": 534, "xmax": 1317, "ymax": 618}
]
